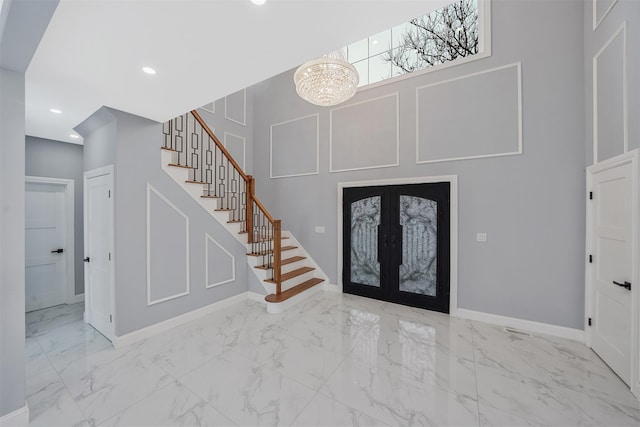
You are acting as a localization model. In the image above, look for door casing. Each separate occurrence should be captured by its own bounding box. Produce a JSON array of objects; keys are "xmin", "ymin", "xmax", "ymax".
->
[
  {"xmin": 84, "ymin": 165, "xmax": 116, "ymax": 341},
  {"xmin": 585, "ymin": 149, "xmax": 639, "ymax": 398},
  {"xmin": 337, "ymin": 175, "xmax": 458, "ymax": 316},
  {"xmin": 25, "ymin": 176, "xmax": 77, "ymax": 305}
]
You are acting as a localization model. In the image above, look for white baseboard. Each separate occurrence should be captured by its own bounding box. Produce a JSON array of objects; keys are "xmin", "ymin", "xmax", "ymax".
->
[
  {"xmin": 69, "ymin": 293, "xmax": 84, "ymax": 304},
  {"xmin": 113, "ymin": 292, "xmax": 248, "ymax": 347},
  {"xmin": 0, "ymin": 404, "xmax": 29, "ymax": 427},
  {"xmin": 456, "ymin": 308, "xmax": 585, "ymax": 342},
  {"xmin": 247, "ymin": 291, "xmax": 266, "ymax": 304},
  {"xmin": 324, "ymin": 283, "xmax": 341, "ymax": 293}
]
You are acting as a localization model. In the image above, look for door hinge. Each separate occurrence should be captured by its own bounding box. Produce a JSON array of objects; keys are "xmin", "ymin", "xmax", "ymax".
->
[
  {"xmin": 589, "ymin": 254, "xmax": 593, "ymax": 263},
  {"xmin": 588, "ymin": 317, "xmax": 592, "ymax": 326},
  {"xmin": 589, "ymin": 191, "xmax": 593, "ymax": 200},
  {"xmin": 109, "ymin": 252, "xmax": 111, "ymax": 261},
  {"xmin": 110, "ymin": 314, "xmax": 113, "ymax": 323},
  {"xmin": 108, "ymin": 189, "xmax": 111, "ymax": 198}
]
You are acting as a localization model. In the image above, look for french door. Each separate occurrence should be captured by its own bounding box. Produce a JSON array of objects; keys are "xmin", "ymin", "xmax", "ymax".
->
[{"xmin": 343, "ymin": 182, "xmax": 450, "ymax": 313}]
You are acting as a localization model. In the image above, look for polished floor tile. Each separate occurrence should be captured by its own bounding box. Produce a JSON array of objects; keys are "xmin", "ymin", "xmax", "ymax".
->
[{"xmin": 23, "ymin": 294, "xmax": 640, "ymax": 426}]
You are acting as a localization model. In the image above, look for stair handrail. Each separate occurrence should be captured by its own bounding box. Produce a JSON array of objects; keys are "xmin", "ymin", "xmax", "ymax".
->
[{"xmin": 186, "ymin": 110, "xmax": 282, "ymax": 294}]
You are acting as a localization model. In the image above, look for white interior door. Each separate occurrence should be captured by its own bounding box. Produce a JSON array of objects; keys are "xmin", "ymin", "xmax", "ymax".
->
[
  {"xmin": 25, "ymin": 182, "xmax": 68, "ymax": 312},
  {"xmin": 589, "ymin": 161, "xmax": 633, "ymax": 385},
  {"xmin": 85, "ymin": 168, "xmax": 114, "ymax": 341}
]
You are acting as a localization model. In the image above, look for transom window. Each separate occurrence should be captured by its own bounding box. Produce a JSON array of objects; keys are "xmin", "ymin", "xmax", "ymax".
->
[{"xmin": 344, "ymin": 0, "xmax": 490, "ymax": 87}]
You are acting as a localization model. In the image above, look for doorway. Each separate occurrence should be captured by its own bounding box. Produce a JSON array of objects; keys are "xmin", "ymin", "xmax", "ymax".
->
[
  {"xmin": 342, "ymin": 181, "xmax": 451, "ymax": 313},
  {"xmin": 24, "ymin": 177, "xmax": 75, "ymax": 312},
  {"xmin": 586, "ymin": 149, "xmax": 639, "ymax": 395}
]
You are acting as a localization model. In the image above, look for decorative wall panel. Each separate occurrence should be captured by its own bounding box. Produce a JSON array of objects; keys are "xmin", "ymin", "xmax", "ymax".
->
[
  {"xmin": 225, "ymin": 89, "xmax": 246, "ymax": 125},
  {"xmin": 224, "ymin": 132, "xmax": 246, "ymax": 170},
  {"xmin": 416, "ymin": 63, "xmax": 522, "ymax": 164},
  {"xmin": 270, "ymin": 114, "xmax": 319, "ymax": 178},
  {"xmin": 205, "ymin": 234, "xmax": 235, "ymax": 288}
]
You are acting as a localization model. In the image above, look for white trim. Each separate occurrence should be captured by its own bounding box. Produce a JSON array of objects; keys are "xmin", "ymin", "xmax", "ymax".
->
[
  {"xmin": 592, "ymin": 21, "xmax": 628, "ymax": 164},
  {"xmin": 83, "ymin": 165, "xmax": 116, "ymax": 342},
  {"xmin": 205, "ymin": 233, "xmax": 236, "ymax": 288},
  {"xmin": 113, "ymin": 292, "xmax": 249, "ymax": 348},
  {"xmin": 354, "ymin": 0, "xmax": 492, "ymax": 93},
  {"xmin": 336, "ymin": 175, "xmax": 458, "ymax": 315},
  {"xmin": 585, "ymin": 149, "xmax": 639, "ymax": 398},
  {"xmin": 146, "ymin": 184, "xmax": 190, "ymax": 306},
  {"xmin": 456, "ymin": 308, "xmax": 585, "ymax": 343},
  {"xmin": 199, "ymin": 102, "xmax": 215, "ymax": 114},
  {"xmin": 329, "ymin": 93, "xmax": 400, "ymax": 173},
  {"xmin": 593, "ymin": 0, "xmax": 619, "ymax": 31},
  {"xmin": 224, "ymin": 89, "xmax": 246, "ymax": 126},
  {"xmin": 247, "ymin": 291, "xmax": 267, "ymax": 304},
  {"xmin": 223, "ymin": 132, "xmax": 246, "ymax": 170},
  {"xmin": 25, "ymin": 176, "xmax": 76, "ymax": 305},
  {"xmin": 415, "ymin": 62, "xmax": 522, "ymax": 165},
  {"xmin": 69, "ymin": 293, "xmax": 84, "ymax": 304},
  {"xmin": 0, "ymin": 404, "xmax": 29, "ymax": 427},
  {"xmin": 270, "ymin": 113, "xmax": 320, "ymax": 179}
]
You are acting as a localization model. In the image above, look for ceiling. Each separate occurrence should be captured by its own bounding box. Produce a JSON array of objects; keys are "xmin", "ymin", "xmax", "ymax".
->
[{"xmin": 25, "ymin": 0, "xmax": 449, "ymax": 144}]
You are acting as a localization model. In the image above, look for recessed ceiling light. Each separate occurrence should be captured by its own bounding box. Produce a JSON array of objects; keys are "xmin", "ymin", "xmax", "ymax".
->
[
  {"xmin": 142, "ymin": 66, "xmax": 156, "ymax": 75},
  {"xmin": 69, "ymin": 134, "xmax": 80, "ymax": 139},
  {"xmin": 251, "ymin": 0, "xmax": 266, "ymax": 5},
  {"xmin": 50, "ymin": 108, "xmax": 62, "ymax": 114}
]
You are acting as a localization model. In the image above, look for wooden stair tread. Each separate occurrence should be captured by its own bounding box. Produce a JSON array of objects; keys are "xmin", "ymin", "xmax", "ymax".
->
[
  {"xmin": 264, "ymin": 266, "xmax": 314, "ymax": 284},
  {"xmin": 185, "ymin": 180, "xmax": 207, "ymax": 184},
  {"xmin": 168, "ymin": 163, "xmax": 191, "ymax": 169},
  {"xmin": 200, "ymin": 195, "xmax": 219, "ymax": 199},
  {"xmin": 265, "ymin": 278, "xmax": 324, "ymax": 303},
  {"xmin": 254, "ymin": 255, "xmax": 306, "ymax": 270},
  {"xmin": 215, "ymin": 208, "xmax": 232, "ymax": 211},
  {"xmin": 161, "ymin": 147, "xmax": 177, "ymax": 152},
  {"xmin": 246, "ymin": 245, "xmax": 297, "ymax": 257},
  {"xmin": 227, "ymin": 219, "xmax": 243, "ymax": 223}
]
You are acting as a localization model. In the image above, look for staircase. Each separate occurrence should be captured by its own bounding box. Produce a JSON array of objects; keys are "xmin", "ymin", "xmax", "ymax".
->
[{"xmin": 161, "ymin": 110, "xmax": 325, "ymax": 313}]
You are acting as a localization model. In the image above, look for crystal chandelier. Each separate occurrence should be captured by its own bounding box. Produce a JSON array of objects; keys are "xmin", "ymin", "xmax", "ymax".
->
[{"xmin": 294, "ymin": 50, "xmax": 359, "ymax": 107}]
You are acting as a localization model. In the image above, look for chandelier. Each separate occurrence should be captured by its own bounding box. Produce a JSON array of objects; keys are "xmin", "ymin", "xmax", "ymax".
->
[{"xmin": 293, "ymin": 50, "xmax": 359, "ymax": 107}]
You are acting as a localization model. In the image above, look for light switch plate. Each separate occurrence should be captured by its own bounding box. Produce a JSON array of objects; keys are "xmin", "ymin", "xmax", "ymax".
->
[
  {"xmin": 476, "ymin": 233, "xmax": 487, "ymax": 242},
  {"xmin": 315, "ymin": 226, "xmax": 325, "ymax": 234}
]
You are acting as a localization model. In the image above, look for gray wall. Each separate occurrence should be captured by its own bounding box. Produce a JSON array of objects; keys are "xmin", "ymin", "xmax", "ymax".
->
[
  {"xmin": 196, "ymin": 88, "xmax": 255, "ymax": 176},
  {"xmin": 25, "ymin": 136, "xmax": 85, "ymax": 295},
  {"xmin": 0, "ymin": 65, "xmax": 27, "ymax": 419},
  {"xmin": 251, "ymin": 0, "xmax": 586, "ymax": 329},
  {"xmin": 78, "ymin": 107, "xmax": 250, "ymax": 336},
  {"xmin": 0, "ymin": 0, "xmax": 58, "ymax": 418},
  {"xmin": 584, "ymin": 0, "xmax": 640, "ymax": 165}
]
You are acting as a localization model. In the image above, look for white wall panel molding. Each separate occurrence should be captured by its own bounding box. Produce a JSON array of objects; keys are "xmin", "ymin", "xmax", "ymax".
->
[
  {"xmin": 416, "ymin": 62, "xmax": 522, "ymax": 164},
  {"xmin": 330, "ymin": 93, "xmax": 399, "ymax": 173},
  {"xmin": 593, "ymin": 0, "xmax": 619, "ymax": 31},
  {"xmin": 593, "ymin": 21, "xmax": 628, "ymax": 163},
  {"xmin": 146, "ymin": 184, "xmax": 190, "ymax": 306},
  {"xmin": 270, "ymin": 113, "xmax": 319, "ymax": 179},
  {"xmin": 225, "ymin": 89, "xmax": 246, "ymax": 126},
  {"xmin": 199, "ymin": 102, "xmax": 215, "ymax": 114},
  {"xmin": 223, "ymin": 132, "xmax": 246, "ymax": 170},
  {"xmin": 205, "ymin": 233, "xmax": 235, "ymax": 288}
]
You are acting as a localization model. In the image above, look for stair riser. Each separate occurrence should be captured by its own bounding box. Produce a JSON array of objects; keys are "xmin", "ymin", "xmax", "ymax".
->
[
  {"xmin": 281, "ymin": 259, "xmax": 307, "ymax": 275},
  {"xmin": 280, "ymin": 270, "xmax": 316, "ymax": 292}
]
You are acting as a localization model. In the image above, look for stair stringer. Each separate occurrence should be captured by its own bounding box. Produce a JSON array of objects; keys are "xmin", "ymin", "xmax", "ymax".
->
[{"xmin": 161, "ymin": 149, "xmax": 327, "ymax": 308}]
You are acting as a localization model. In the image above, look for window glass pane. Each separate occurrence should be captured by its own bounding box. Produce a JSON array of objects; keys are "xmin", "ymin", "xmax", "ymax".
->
[
  {"xmin": 369, "ymin": 29, "xmax": 391, "ymax": 56},
  {"xmin": 392, "ymin": 22, "xmax": 415, "ymax": 49},
  {"xmin": 350, "ymin": 197, "xmax": 381, "ymax": 287},
  {"xmin": 347, "ymin": 39, "xmax": 368, "ymax": 63},
  {"xmin": 368, "ymin": 53, "xmax": 392, "ymax": 85},
  {"xmin": 353, "ymin": 60, "xmax": 369, "ymax": 87},
  {"xmin": 389, "ymin": 47, "xmax": 418, "ymax": 76}
]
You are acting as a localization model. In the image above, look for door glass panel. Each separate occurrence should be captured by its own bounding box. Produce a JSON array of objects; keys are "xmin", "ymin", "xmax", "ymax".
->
[
  {"xmin": 350, "ymin": 196, "xmax": 381, "ymax": 287},
  {"xmin": 399, "ymin": 195, "xmax": 437, "ymax": 296}
]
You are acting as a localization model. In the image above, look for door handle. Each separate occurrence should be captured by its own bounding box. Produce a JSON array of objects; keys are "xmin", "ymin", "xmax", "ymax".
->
[
  {"xmin": 83, "ymin": 257, "xmax": 90, "ymax": 263},
  {"xmin": 613, "ymin": 280, "xmax": 631, "ymax": 290},
  {"xmin": 51, "ymin": 248, "xmax": 64, "ymax": 254}
]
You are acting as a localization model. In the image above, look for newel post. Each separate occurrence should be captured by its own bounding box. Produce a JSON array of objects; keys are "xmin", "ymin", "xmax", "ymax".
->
[{"xmin": 246, "ymin": 176, "xmax": 254, "ymax": 243}]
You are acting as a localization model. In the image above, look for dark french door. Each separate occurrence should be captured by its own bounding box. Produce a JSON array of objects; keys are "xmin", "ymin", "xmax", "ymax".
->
[{"xmin": 343, "ymin": 182, "xmax": 450, "ymax": 313}]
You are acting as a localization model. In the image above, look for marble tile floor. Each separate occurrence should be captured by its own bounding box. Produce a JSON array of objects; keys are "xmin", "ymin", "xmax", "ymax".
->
[{"xmin": 23, "ymin": 293, "xmax": 640, "ymax": 426}]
